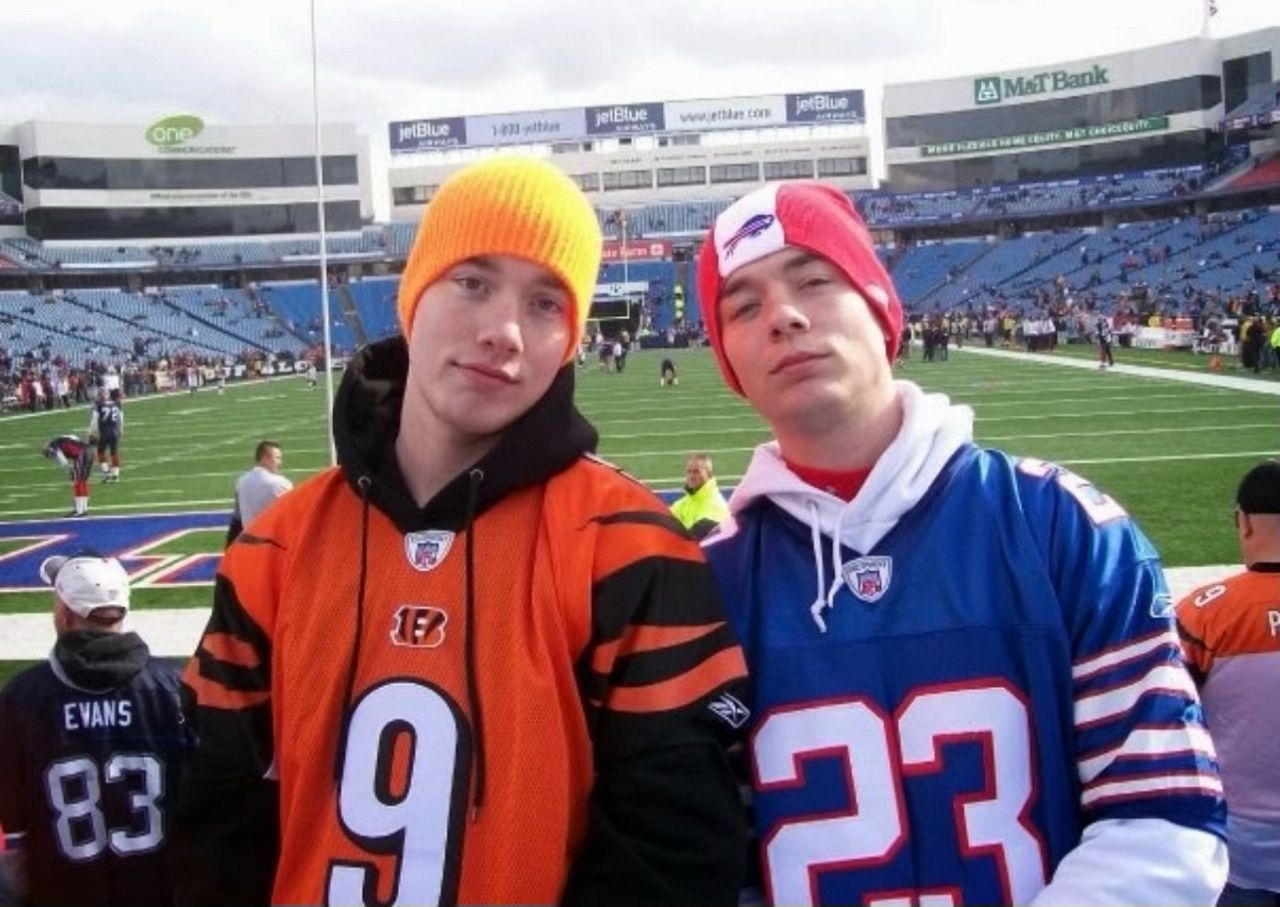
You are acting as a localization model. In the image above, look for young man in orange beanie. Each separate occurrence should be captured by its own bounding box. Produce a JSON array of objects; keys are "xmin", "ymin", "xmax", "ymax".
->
[
  {"xmin": 172, "ymin": 157, "xmax": 748, "ymax": 907},
  {"xmin": 697, "ymin": 181, "xmax": 1225, "ymax": 906}
]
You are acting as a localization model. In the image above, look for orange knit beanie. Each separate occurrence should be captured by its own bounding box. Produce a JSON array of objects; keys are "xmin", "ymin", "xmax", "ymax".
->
[{"xmin": 397, "ymin": 156, "xmax": 602, "ymax": 363}]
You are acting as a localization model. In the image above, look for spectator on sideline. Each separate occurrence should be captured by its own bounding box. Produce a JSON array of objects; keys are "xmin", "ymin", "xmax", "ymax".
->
[
  {"xmin": 0, "ymin": 551, "xmax": 190, "ymax": 907},
  {"xmin": 670, "ymin": 453, "xmax": 730, "ymax": 539},
  {"xmin": 1177, "ymin": 461, "xmax": 1280, "ymax": 907},
  {"xmin": 225, "ymin": 440, "xmax": 292, "ymax": 545},
  {"xmin": 696, "ymin": 181, "xmax": 1225, "ymax": 906}
]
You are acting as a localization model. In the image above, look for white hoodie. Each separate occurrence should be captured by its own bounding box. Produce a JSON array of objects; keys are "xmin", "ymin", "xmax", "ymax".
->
[{"xmin": 722, "ymin": 380, "xmax": 973, "ymax": 631}]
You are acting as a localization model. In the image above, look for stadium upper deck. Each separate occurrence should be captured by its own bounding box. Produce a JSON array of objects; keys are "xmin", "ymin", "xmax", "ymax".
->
[
  {"xmin": 883, "ymin": 29, "xmax": 1280, "ymax": 191},
  {"xmin": 0, "ymin": 119, "xmax": 372, "ymax": 243}
]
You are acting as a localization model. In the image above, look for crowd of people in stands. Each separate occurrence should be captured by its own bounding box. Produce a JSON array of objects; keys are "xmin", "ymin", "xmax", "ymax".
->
[{"xmin": 0, "ymin": 343, "xmax": 322, "ymax": 411}]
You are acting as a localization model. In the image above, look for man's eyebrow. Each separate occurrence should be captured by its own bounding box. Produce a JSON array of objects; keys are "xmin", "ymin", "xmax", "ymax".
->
[
  {"xmin": 781, "ymin": 250, "xmax": 825, "ymax": 273},
  {"xmin": 530, "ymin": 272, "xmax": 569, "ymax": 294},
  {"xmin": 454, "ymin": 255, "xmax": 499, "ymax": 272},
  {"xmin": 722, "ymin": 249, "xmax": 822, "ymax": 298},
  {"xmin": 721, "ymin": 270, "xmax": 754, "ymax": 300}
]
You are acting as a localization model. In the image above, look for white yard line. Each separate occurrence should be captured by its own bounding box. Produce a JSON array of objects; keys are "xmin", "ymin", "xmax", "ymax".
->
[{"xmin": 957, "ymin": 347, "xmax": 1280, "ymax": 395}]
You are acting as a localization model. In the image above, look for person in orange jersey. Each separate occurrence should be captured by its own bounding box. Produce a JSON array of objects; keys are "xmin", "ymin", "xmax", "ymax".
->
[
  {"xmin": 1178, "ymin": 460, "xmax": 1280, "ymax": 907},
  {"xmin": 170, "ymin": 157, "xmax": 749, "ymax": 907}
]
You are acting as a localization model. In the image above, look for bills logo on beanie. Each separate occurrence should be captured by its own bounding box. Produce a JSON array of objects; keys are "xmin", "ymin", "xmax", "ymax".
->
[{"xmin": 697, "ymin": 182, "xmax": 904, "ymax": 395}]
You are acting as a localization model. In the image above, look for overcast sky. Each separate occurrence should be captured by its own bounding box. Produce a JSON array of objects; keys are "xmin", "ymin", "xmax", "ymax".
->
[{"xmin": 2, "ymin": 0, "xmax": 1276, "ymax": 215}]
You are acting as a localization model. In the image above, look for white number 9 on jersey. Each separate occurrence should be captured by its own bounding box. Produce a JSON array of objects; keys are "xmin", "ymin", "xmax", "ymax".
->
[{"xmin": 326, "ymin": 680, "xmax": 468, "ymax": 907}]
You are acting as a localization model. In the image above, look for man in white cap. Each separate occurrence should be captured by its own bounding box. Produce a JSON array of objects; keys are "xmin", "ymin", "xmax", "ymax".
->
[
  {"xmin": 0, "ymin": 551, "xmax": 190, "ymax": 907},
  {"xmin": 697, "ymin": 181, "xmax": 1226, "ymax": 906}
]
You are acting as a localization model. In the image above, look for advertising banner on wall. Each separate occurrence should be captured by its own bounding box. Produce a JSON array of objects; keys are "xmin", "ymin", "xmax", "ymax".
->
[
  {"xmin": 663, "ymin": 94, "xmax": 788, "ymax": 132},
  {"xmin": 467, "ymin": 108, "xmax": 587, "ymax": 147},
  {"xmin": 389, "ymin": 117, "xmax": 468, "ymax": 152},
  {"xmin": 785, "ymin": 90, "xmax": 865, "ymax": 123},
  {"xmin": 389, "ymin": 88, "xmax": 864, "ymax": 153},
  {"xmin": 601, "ymin": 240, "xmax": 672, "ymax": 261},
  {"xmin": 586, "ymin": 102, "xmax": 665, "ymax": 136},
  {"xmin": 920, "ymin": 116, "xmax": 1169, "ymax": 157}
]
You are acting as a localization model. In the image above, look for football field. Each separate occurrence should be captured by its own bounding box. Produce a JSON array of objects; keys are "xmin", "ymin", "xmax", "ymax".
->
[{"xmin": 0, "ymin": 345, "xmax": 1275, "ymax": 635}]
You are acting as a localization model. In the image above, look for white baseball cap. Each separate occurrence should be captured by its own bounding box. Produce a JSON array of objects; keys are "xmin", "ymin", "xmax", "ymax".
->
[{"xmin": 39, "ymin": 552, "xmax": 131, "ymax": 617}]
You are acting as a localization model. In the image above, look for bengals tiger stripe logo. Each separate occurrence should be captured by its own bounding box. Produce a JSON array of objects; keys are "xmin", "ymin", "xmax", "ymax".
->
[{"xmin": 390, "ymin": 605, "xmax": 448, "ymax": 649}]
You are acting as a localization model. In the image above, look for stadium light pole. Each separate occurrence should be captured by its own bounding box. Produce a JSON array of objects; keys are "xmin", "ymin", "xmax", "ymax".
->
[{"xmin": 310, "ymin": 0, "xmax": 337, "ymax": 466}]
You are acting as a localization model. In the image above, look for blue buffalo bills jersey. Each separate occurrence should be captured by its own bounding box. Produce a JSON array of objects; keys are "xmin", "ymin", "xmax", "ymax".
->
[
  {"xmin": 0, "ymin": 638, "xmax": 190, "ymax": 907},
  {"xmin": 706, "ymin": 439, "xmax": 1224, "ymax": 907}
]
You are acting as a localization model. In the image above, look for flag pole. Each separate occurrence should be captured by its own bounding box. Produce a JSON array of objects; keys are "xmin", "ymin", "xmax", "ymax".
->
[{"xmin": 310, "ymin": 0, "xmax": 337, "ymax": 466}]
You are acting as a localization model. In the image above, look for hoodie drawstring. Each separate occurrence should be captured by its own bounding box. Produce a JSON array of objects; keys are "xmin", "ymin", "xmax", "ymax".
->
[
  {"xmin": 334, "ymin": 474, "xmax": 373, "ymax": 785},
  {"xmin": 805, "ymin": 500, "xmax": 851, "ymax": 633},
  {"xmin": 805, "ymin": 501, "xmax": 829, "ymax": 632},
  {"xmin": 464, "ymin": 468, "xmax": 487, "ymax": 819},
  {"xmin": 826, "ymin": 507, "xmax": 850, "ymax": 612}
]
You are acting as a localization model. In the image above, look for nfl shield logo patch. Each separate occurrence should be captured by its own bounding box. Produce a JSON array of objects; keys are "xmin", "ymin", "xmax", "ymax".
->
[
  {"xmin": 404, "ymin": 530, "xmax": 455, "ymax": 572},
  {"xmin": 841, "ymin": 556, "xmax": 892, "ymax": 604}
]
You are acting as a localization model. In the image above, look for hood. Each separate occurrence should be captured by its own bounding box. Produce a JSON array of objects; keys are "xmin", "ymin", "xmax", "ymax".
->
[
  {"xmin": 723, "ymin": 381, "xmax": 974, "ymax": 631},
  {"xmin": 689, "ymin": 477, "xmax": 726, "ymax": 501},
  {"xmin": 52, "ymin": 629, "xmax": 149, "ymax": 691},
  {"xmin": 332, "ymin": 336, "xmax": 598, "ymax": 532}
]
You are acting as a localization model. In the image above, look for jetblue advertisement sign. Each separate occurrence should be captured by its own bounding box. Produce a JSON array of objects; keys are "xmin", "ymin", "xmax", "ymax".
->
[
  {"xmin": 388, "ymin": 88, "xmax": 866, "ymax": 153},
  {"xmin": 390, "ymin": 116, "xmax": 468, "ymax": 152},
  {"xmin": 586, "ymin": 102, "xmax": 665, "ymax": 135},
  {"xmin": 468, "ymin": 108, "xmax": 587, "ymax": 147},
  {"xmin": 786, "ymin": 90, "xmax": 865, "ymax": 123}
]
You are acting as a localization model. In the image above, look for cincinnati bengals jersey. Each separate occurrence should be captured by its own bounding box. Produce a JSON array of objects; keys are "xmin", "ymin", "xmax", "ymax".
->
[
  {"xmin": 1178, "ymin": 567, "xmax": 1280, "ymax": 892},
  {"xmin": 178, "ymin": 459, "xmax": 748, "ymax": 907}
]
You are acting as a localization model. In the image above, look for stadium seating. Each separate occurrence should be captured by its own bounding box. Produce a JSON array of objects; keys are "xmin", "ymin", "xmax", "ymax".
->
[
  {"xmin": 0, "ymin": 291, "xmax": 135, "ymax": 366},
  {"xmin": 257, "ymin": 280, "xmax": 358, "ymax": 352},
  {"xmin": 890, "ymin": 241, "xmax": 988, "ymax": 303},
  {"xmin": 345, "ymin": 277, "xmax": 400, "ymax": 342},
  {"xmin": 161, "ymin": 286, "xmax": 307, "ymax": 355}
]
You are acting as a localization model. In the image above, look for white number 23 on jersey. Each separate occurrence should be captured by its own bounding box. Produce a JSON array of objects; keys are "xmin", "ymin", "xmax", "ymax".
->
[{"xmin": 754, "ymin": 682, "xmax": 1048, "ymax": 907}]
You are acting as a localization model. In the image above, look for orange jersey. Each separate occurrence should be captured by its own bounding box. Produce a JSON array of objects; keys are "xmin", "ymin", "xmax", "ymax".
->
[
  {"xmin": 1177, "ymin": 568, "xmax": 1280, "ymax": 677},
  {"xmin": 175, "ymin": 459, "xmax": 748, "ymax": 907},
  {"xmin": 1176, "ymin": 568, "xmax": 1280, "ymax": 829}
]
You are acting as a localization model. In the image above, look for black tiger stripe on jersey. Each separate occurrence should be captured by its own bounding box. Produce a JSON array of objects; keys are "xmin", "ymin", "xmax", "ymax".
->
[
  {"xmin": 588, "ymin": 510, "xmax": 693, "ymax": 538},
  {"xmin": 591, "ymin": 558, "xmax": 731, "ymax": 630},
  {"xmin": 605, "ymin": 624, "xmax": 743, "ymax": 689},
  {"xmin": 237, "ymin": 532, "xmax": 286, "ymax": 550}
]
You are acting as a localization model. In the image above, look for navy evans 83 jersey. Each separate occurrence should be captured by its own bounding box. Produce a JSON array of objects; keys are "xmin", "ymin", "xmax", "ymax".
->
[
  {"xmin": 0, "ymin": 659, "xmax": 189, "ymax": 907},
  {"xmin": 705, "ymin": 447, "xmax": 1223, "ymax": 907}
]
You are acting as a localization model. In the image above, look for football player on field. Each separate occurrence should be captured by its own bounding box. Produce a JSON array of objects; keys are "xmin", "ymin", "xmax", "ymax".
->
[
  {"xmin": 697, "ymin": 181, "xmax": 1225, "ymax": 907},
  {"xmin": 42, "ymin": 435, "xmax": 94, "ymax": 517},
  {"xmin": 88, "ymin": 388, "xmax": 125, "ymax": 482}
]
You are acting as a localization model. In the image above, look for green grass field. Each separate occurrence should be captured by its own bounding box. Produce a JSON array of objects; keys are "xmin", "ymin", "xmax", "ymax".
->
[{"xmin": 1, "ymin": 345, "xmax": 1275, "ymax": 624}]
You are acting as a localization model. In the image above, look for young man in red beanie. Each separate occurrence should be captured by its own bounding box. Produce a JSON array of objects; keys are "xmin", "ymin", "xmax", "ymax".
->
[
  {"xmin": 172, "ymin": 157, "xmax": 748, "ymax": 907},
  {"xmin": 697, "ymin": 181, "xmax": 1226, "ymax": 906}
]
